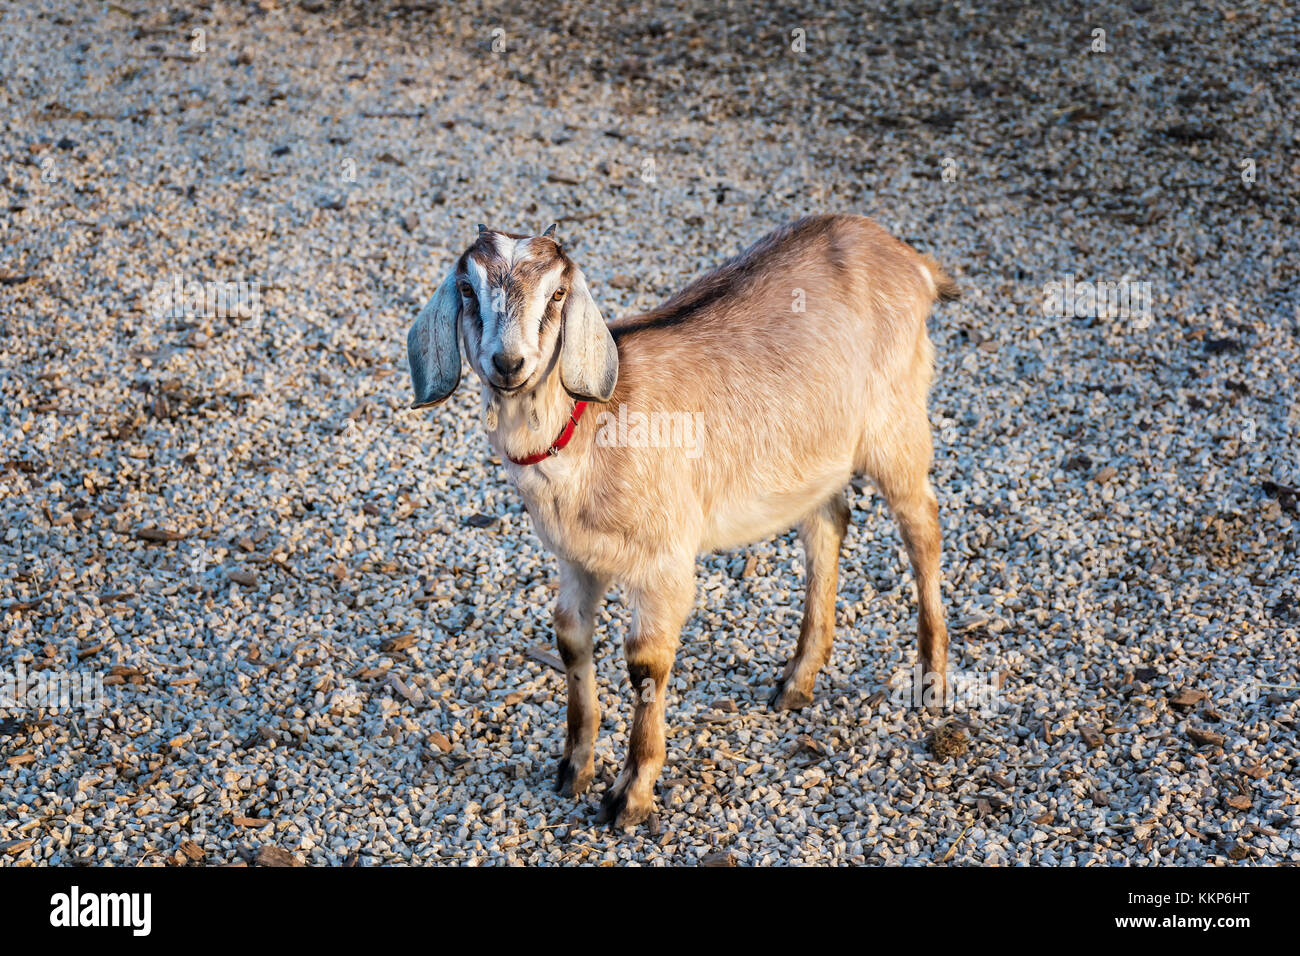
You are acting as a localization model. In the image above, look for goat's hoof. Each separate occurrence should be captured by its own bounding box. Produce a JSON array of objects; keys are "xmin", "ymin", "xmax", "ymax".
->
[
  {"xmin": 768, "ymin": 679, "xmax": 813, "ymax": 712},
  {"xmin": 597, "ymin": 788, "xmax": 653, "ymax": 829},
  {"xmin": 554, "ymin": 757, "xmax": 593, "ymax": 796}
]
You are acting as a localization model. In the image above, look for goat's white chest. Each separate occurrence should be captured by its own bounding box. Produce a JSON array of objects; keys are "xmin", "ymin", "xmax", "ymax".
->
[{"xmin": 505, "ymin": 458, "xmax": 584, "ymax": 558}]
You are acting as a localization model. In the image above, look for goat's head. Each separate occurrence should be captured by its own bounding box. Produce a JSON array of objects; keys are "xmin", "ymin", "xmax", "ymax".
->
[{"xmin": 407, "ymin": 224, "xmax": 618, "ymax": 409}]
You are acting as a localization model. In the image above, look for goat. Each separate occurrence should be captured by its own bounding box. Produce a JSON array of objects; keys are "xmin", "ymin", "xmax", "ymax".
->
[{"xmin": 407, "ymin": 215, "xmax": 957, "ymax": 828}]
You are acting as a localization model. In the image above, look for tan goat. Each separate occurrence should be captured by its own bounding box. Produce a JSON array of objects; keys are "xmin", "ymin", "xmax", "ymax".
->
[{"xmin": 408, "ymin": 215, "xmax": 957, "ymax": 828}]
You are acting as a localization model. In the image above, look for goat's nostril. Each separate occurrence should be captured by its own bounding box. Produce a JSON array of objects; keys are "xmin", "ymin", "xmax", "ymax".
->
[{"xmin": 492, "ymin": 352, "xmax": 524, "ymax": 377}]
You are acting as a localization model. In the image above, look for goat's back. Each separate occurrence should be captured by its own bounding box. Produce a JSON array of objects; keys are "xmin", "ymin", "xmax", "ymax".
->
[
  {"xmin": 607, "ymin": 213, "xmax": 947, "ymax": 418},
  {"xmin": 591, "ymin": 215, "xmax": 951, "ymax": 550}
]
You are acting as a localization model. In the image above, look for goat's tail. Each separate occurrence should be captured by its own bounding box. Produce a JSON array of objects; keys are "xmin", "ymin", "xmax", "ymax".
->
[{"xmin": 919, "ymin": 253, "xmax": 960, "ymax": 303}]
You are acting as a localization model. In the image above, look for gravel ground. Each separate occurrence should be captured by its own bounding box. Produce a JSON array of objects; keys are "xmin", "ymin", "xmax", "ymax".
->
[{"xmin": 1, "ymin": 0, "xmax": 1297, "ymax": 866}]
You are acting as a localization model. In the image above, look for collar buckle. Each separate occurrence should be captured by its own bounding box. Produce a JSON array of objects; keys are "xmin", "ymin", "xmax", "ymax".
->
[{"xmin": 507, "ymin": 400, "xmax": 590, "ymax": 466}]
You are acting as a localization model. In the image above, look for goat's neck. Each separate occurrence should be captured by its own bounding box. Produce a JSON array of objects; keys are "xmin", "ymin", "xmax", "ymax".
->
[{"xmin": 482, "ymin": 371, "xmax": 577, "ymax": 464}]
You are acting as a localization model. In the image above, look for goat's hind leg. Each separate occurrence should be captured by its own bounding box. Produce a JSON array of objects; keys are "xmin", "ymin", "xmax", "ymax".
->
[
  {"xmin": 874, "ymin": 449, "xmax": 949, "ymax": 706},
  {"xmin": 770, "ymin": 491, "xmax": 851, "ymax": 711},
  {"xmin": 553, "ymin": 562, "xmax": 609, "ymax": 797}
]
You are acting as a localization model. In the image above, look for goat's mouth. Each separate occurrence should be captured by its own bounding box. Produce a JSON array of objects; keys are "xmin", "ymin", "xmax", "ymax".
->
[
  {"xmin": 482, "ymin": 359, "xmax": 540, "ymax": 396},
  {"xmin": 486, "ymin": 369, "xmax": 538, "ymax": 396},
  {"xmin": 487, "ymin": 376, "xmax": 532, "ymax": 397}
]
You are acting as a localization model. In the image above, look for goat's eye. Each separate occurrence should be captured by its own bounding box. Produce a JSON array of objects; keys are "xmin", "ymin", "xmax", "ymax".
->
[
  {"xmin": 457, "ymin": 282, "xmax": 475, "ymax": 299},
  {"xmin": 553, "ymin": 287, "xmax": 567, "ymax": 301}
]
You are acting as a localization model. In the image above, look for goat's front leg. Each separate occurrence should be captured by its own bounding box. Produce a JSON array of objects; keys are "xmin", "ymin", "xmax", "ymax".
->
[
  {"xmin": 553, "ymin": 562, "xmax": 609, "ymax": 797},
  {"xmin": 600, "ymin": 567, "xmax": 694, "ymax": 829}
]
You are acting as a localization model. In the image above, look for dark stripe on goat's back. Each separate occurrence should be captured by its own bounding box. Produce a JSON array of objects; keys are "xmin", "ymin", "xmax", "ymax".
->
[{"xmin": 609, "ymin": 215, "xmax": 845, "ymax": 340}]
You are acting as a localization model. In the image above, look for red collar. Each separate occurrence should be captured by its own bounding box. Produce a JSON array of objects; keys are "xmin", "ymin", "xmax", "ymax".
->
[{"xmin": 507, "ymin": 401, "xmax": 588, "ymax": 466}]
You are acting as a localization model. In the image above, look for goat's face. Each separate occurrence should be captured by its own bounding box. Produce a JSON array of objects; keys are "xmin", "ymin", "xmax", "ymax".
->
[
  {"xmin": 407, "ymin": 225, "xmax": 619, "ymax": 409},
  {"xmin": 457, "ymin": 229, "xmax": 569, "ymax": 394}
]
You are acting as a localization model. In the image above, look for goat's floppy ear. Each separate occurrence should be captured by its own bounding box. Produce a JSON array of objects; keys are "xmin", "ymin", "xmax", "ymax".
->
[
  {"xmin": 559, "ymin": 272, "xmax": 618, "ymax": 403},
  {"xmin": 407, "ymin": 271, "xmax": 463, "ymax": 409}
]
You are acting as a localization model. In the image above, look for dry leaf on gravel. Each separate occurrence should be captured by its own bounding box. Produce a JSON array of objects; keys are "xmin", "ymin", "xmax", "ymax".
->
[
  {"xmin": 1187, "ymin": 727, "xmax": 1227, "ymax": 748},
  {"xmin": 256, "ymin": 846, "xmax": 301, "ymax": 867}
]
